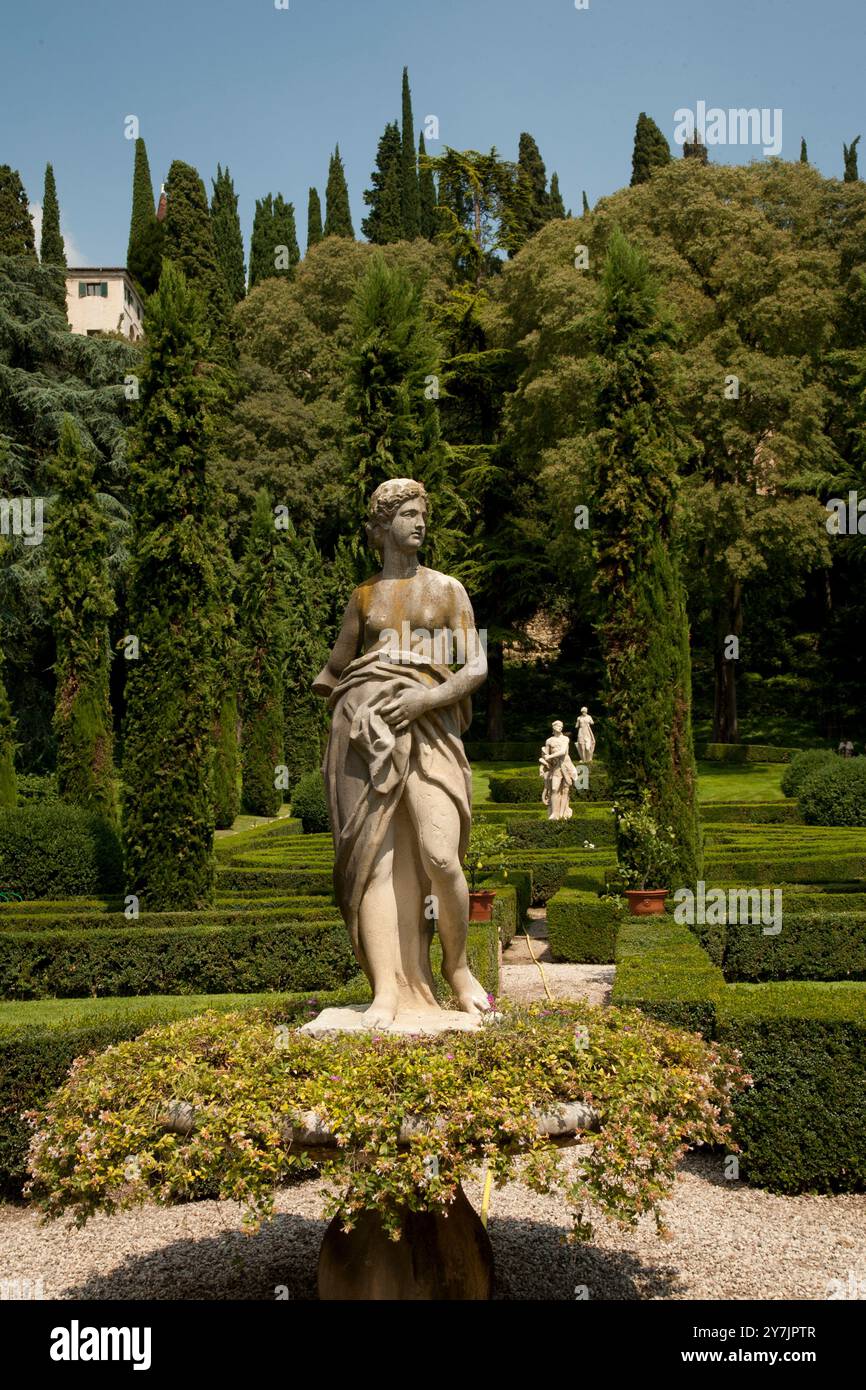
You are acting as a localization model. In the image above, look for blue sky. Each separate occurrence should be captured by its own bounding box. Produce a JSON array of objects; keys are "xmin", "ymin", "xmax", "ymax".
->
[{"xmin": 3, "ymin": 0, "xmax": 864, "ymax": 265}]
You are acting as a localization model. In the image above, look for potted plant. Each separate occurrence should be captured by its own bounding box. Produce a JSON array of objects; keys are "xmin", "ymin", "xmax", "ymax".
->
[
  {"xmin": 465, "ymin": 822, "xmax": 508, "ymax": 921},
  {"xmin": 613, "ymin": 791, "xmax": 678, "ymax": 916}
]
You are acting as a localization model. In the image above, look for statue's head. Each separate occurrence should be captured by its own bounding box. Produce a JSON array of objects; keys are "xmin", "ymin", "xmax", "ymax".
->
[
  {"xmin": 366, "ymin": 478, "xmax": 428, "ymax": 556},
  {"xmin": 552, "ymin": 720, "xmax": 564, "ymax": 733},
  {"xmin": 580, "ymin": 706, "xmax": 588, "ymax": 715}
]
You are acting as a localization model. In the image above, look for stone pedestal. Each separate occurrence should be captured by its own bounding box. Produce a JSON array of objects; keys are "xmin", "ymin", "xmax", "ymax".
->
[
  {"xmin": 300, "ymin": 1004, "xmax": 486, "ymax": 1038},
  {"xmin": 318, "ymin": 1185, "xmax": 494, "ymax": 1300}
]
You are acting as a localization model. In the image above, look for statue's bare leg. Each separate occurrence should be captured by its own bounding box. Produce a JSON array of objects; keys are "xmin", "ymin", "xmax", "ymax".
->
[
  {"xmin": 392, "ymin": 802, "xmax": 439, "ymax": 1008},
  {"xmin": 358, "ymin": 824, "xmax": 400, "ymax": 1026},
  {"xmin": 405, "ymin": 769, "xmax": 491, "ymax": 1016}
]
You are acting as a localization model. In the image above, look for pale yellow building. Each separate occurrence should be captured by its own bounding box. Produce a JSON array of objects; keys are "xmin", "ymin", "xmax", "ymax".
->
[{"xmin": 65, "ymin": 268, "xmax": 145, "ymax": 341}]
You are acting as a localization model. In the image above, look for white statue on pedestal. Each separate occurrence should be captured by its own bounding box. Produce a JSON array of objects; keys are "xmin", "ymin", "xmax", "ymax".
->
[
  {"xmin": 575, "ymin": 706, "xmax": 596, "ymax": 764},
  {"xmin": 539, "ymin": 721, "xmax": 578, "ymax": 821},
  {"xmin": 312, "ymin": 478, "xmax": 491, "ymax": 1030}
]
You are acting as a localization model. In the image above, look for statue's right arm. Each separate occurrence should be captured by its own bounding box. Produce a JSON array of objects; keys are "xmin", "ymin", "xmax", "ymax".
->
[{"xmin": 312, "ymin": 591, "xmax": 363, "ymax": 697}]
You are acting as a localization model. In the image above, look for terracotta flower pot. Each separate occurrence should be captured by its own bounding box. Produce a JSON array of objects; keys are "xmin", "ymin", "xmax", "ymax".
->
[
  {"xmin": 468, "ymin": 889, "xmax": 497, "ymax": 922},
  {"xmin": 624, "ymin": 888, "xmax": 668, "ymax": 916}
]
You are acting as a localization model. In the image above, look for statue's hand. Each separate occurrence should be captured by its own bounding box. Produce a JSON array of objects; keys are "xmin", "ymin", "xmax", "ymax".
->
[{"xmin": 379, "ymin": 688, "xmax": 429, "ymax": 732}]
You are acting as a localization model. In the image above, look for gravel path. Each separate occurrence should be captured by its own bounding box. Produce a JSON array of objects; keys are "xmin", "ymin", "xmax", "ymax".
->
[
  {"xmin": 500, "ymin": 910, "xmax": 614, "ymax": 1006},
  {"xmin": 3, "ymin": 1154, "xmax": 864, "ymax": 1301}
]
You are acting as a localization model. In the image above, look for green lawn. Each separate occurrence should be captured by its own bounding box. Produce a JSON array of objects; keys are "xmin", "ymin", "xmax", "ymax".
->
[{"xmin": 471, "ymin": 758, "xmax": 786, "ymax": 807}]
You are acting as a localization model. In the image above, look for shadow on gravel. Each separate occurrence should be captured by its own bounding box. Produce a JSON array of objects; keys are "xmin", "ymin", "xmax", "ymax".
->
[
  {"xmin": 61, "ymin": 1212, "xmax": 327, "ymax": 1301},
  {"xmin": 489, "ymin": 1216, "xmax": 682, "ymax": 1301}
]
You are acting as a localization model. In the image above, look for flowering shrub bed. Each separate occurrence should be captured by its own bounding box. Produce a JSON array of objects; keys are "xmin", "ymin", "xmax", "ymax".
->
[{"xmin": 25, "ymin": 1002, "xmax": 746, "ymax": 1241}]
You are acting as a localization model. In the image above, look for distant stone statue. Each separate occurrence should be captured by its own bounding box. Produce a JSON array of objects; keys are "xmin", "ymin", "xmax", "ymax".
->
[
  {"xmin": 312, "ymin": 478, "xmax": 491, "ymax": 1029},
  {"xmin": 539, "ymin": 721, "xmax": 578, "ymax": 821},
  {"xmin": 575, "ymin": 707, "xmax": 596, "ymax": 764}
]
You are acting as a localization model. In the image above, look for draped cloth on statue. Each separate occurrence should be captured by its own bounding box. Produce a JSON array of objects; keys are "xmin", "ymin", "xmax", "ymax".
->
[{"xmin": 323, "ymin": 648, "xmax": 473, "ymax": 979}]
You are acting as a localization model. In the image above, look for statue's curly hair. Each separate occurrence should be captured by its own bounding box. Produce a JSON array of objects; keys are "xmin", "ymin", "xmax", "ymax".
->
[{"xmin": 366, "ymin": 478, "xmax": 428, "ymax": 554}]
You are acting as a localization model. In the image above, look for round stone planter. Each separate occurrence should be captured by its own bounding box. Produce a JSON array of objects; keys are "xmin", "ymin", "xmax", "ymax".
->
[
  {"xmin": 318, "ymin": 1184, "xmax": 494, "ymax": 1300},
  {"xmin": 468, "ymin": 889, "xmax": 497, "ymax": 922},
  {"xmin": 624, "ymin": 888, "xmax": 669, "ymax": 916}
]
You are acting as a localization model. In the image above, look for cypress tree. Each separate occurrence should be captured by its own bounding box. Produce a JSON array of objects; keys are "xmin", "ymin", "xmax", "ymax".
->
[
  {"xmin": 582, "ymin": 190, "xmax": 590, "ymax": 215},
  {"xmin": 683, "ymin": 131, "xmax": 709, "ymax": 163},
  {"xmin": 344, "ymin": 254, "xmax": 448, "ymax": 532},
  {"xmin": 0, "ymin": 631, "xmax": 16, "ymax": 807},
  {"xmin": 212, "ymin": 687, "xmax": 241, "ymax": 827},
  {"xmin": 512, "ymin": 132, "xmax": 550, "ymax": 249},
  {"xmin": 418, "ymin": 131, "xmax": 437, "ymax": 239},
  {"xmin": 40, "ymin": 163, "xmax": 65, "ymax": 267},
  {"xmin": 248, "ymin": 194, "xmax": 273, "ymax": 289},
  {"xmin": 843, "ymin": 136, "xmax": 861, "ymax": 182},
  {"xmin": 210, "ymin": 164, "xmax": 246, "ymax": 303},
  {"xmin": 588, "ymin": 229, "xmax": 701, "ymax": 885},
  {"xmin": 281, "ymin": 525, "xmax": 330, "ymax": 791},
  {"xmin": 239, "ymin": 489, "xmax": 284, "ymax": 817},
  {"xmin": 127, "ymin": 138, "xmax": 162, "ymax": 295},
  {"xmin": 122, "ymin": 261, "xmax": 223, "ymax": 909},
  {"xmin": 163, "ymin": 160, "xmax": 231, "ymax": 344},
  {"xmin": 324, "ymin": 145, "xmax": 354, "ymax": 238},
  {"xmin": 631, "ymin": 113, "xmax": 671, "ymax": 184},
  {"xmin": 362, "ymin": 121, "xmax": 404, "ymax": 243},
  {"xmin": 0, "ymin": 166, "xmax": 36, "ymax": 256},
  {"xmin": 272, "ymin": 194, "xmax": 300, "ymax": 275},
  {"xmin": 800, "ymin": 137, "xmax": 809, "ymax": 164},
  {"xmin": 400, "ymin": 67, "xmax": 421, "ymax": 238},
  {"xmin": 548, "ymin": 172, "xmax": 566, "ymax": 219},
  {"xmin": 45, "ymin": 417, "xmax": 116, "ymax": 820},
  {"xmin": 307, "ymin": 187, "xmax": 323, "ymax": 249}
]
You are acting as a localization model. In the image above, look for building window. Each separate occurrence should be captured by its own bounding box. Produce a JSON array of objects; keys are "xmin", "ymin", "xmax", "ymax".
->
[{"xmin": 80, "ymin": 281, "xmax": 108, "ymax": 298}]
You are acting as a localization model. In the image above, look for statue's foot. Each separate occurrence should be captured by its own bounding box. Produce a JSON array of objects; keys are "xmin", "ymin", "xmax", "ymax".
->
[
  {"xmin": 364, "ymin": 994, "xmax": 398, "ymax": 1028},
  {"xmin": 449, "ymin": 967, "xmax": 493, "ymax": 1016}
]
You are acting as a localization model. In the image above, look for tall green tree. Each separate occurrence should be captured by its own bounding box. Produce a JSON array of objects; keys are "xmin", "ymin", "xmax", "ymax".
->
[
  {"xmin": 343, "ymin": 254, "xmax": 449, "ymax": 535},
  {"xmin": 844, "ymin": 135, "xmax": 861, "ymax": 182},
  {"xmin": 800, "ymin": 137, "xmax": 809, "ymax": 164},
  {"xmin": 239, "ymin": 489, "xmax": 284, "ymax": 816},
  {"xmin": 127, "ymin": 138, "xmax": 163, "ymax": 295},
  {"xmin": 210, "ymin": 164, "xmax": 245, "ymax": 303},
  {"xmin": 631, "ymin": 113, "xmax": 671, "ymax": 185},
  {"xmin": 683, "ymin": 131, "xmax": 709, "ymax": 163},
  {"xmin": 509, "ymin": 132, "xmax": 550, "ymax": 251},
  {"xmin": 324, "ymin": 146, "xmax": 354, "ymax": 238},
  {"xmin": 272, "ymin": 195, "xmax": 300, "ymax": 276},
  {"xmin": 249, "ymin": 193, "xmax": 299, "ymax": 287},
  {"xmin": 45, "ymin": 417, "xmax": 116, "ymax": 819},
  {"xmin": 400, "ymin": 66, "xmax": 421, "ymax": 239},
  {"xmin": 0, "ymin": 166, "xmax": 36, "ymax": 256},
  {"xmin": 588, "ymin": 229, "xmax": 701, "ymax": 884},
  {"xmin": 582, "ymin": 190, "xmax": 590, "ymax": 215},
  {"xmin": 122, "ymin": 262, "xmax": 223, "ymax": 909},
  {"xmin": 362, "ymin": 121, "xmax": 403, "ymax": 243},
  {"xmin": 40, "ymin": 164, "xmax": 65, "ymax": 267},
  {"xmin": 548, "ymin": 172, "xmax": 566, "ymax": 219},
  {"xmin": 0, "ymin": 619, "xmax": 16, "ymax": 807},
  {"xmin": 418, "ymin": 132, "xmax": 437, "ymax": 239},
  {"xmin": 163, "ymin": 160, "xmax": 231, "ymax": 347},
  {"xmin": 307, "ymin": 187, "xmax": 323, "ymax": 248},
  {"xmin": 281, "ymin": 523, "xmax": 330, "ymax": 790}
]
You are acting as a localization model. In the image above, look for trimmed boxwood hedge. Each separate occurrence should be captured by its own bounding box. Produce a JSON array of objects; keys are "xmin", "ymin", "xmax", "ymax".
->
[
  {"xmin": 718, "ymin": 983, "xmax": 866, "ymax": 1193},
  {"xmin": 780, "ymin": 748, "xmax": 838, "ymax": 799},
  {"xmin": 482, "ymin": 870, "xmax": 531, "ymax": 930},
  {"xmin": 505, "ymin": 815, "xmax": 616, "ymax": 849},
  {"xmin": 547, "ymin": 888, "xmax": 621, "ymax": 963},
  {"xmin": 0, "ymin": 981, "xmax": 371, "ymax": 1196},
  {"xmin": 699, "ymin": 802, "xmax": 802, "ymax": 825},
  {"xmin": 0, "ymin": 902, "xmax": 340, "ymax": 933},
  {"xmin": 721, "ymin": 912, "xmax": 866, "ymax": 982},
  {"xmin": 213, "ymin": 817, "xmax": 302, "ymax": 857},
  {"xmin": 0, "ymin": 804, "xmax": 123, "ymax": 899},
  {"xmin": 705, "ymin": 852, "xmax": 866, "ymax": 882},
  {"xmin": 488, "ymin": 776, "xmax": 540, "ymax": 805},
  {"xmin": 699, "ymin": 744, "xmax": 793, "ymax": 763},
  {"xmin": 0, "ymin": 919, "xmax": 354, "ymax": 1000},
  {"xmin": 612, "ymin": 918, "xmax": 725, "ymax": 1034},
  {"xmin": 799, "ymin": 758, "xmax": 866, "ymax": 828},
  {"xmin": 464, "ymin": 741, "xmax": 541, "ymax": 762},
  {"xmin": 216, "ymin": 867, "xmax": 334, "ymax": 894}
]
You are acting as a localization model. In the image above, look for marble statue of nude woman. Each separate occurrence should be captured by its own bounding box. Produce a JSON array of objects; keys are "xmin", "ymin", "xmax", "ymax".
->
[{"xmin": 312, "ymin": 478, "xmax": 492, "ymax": 1028}]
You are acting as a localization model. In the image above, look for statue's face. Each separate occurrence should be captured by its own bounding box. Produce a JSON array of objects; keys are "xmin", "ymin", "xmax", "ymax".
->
[
  {"xmin": 388, "ymin": 498, "xmax": 427, "ymax": 552},
  {"xmin": 553, "ymin": 721, "xmax": 563, "ymax": 733}
]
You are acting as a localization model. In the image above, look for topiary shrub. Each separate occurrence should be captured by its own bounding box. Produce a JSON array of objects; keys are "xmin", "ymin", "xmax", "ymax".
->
[
  {"xmin": 799, "ymin": 757, "xmax": 866, "ymax": 827},
  {"xmin": 780, "ymin": 748, "xmax": 837, "ymax": 799},
  {"xmin": 291, "ymin": 771, "xmax": 330, "ymax": 834},
  {"xmin": 0, "ymin": 804, "xmax": 122, "ymax": 899}
]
